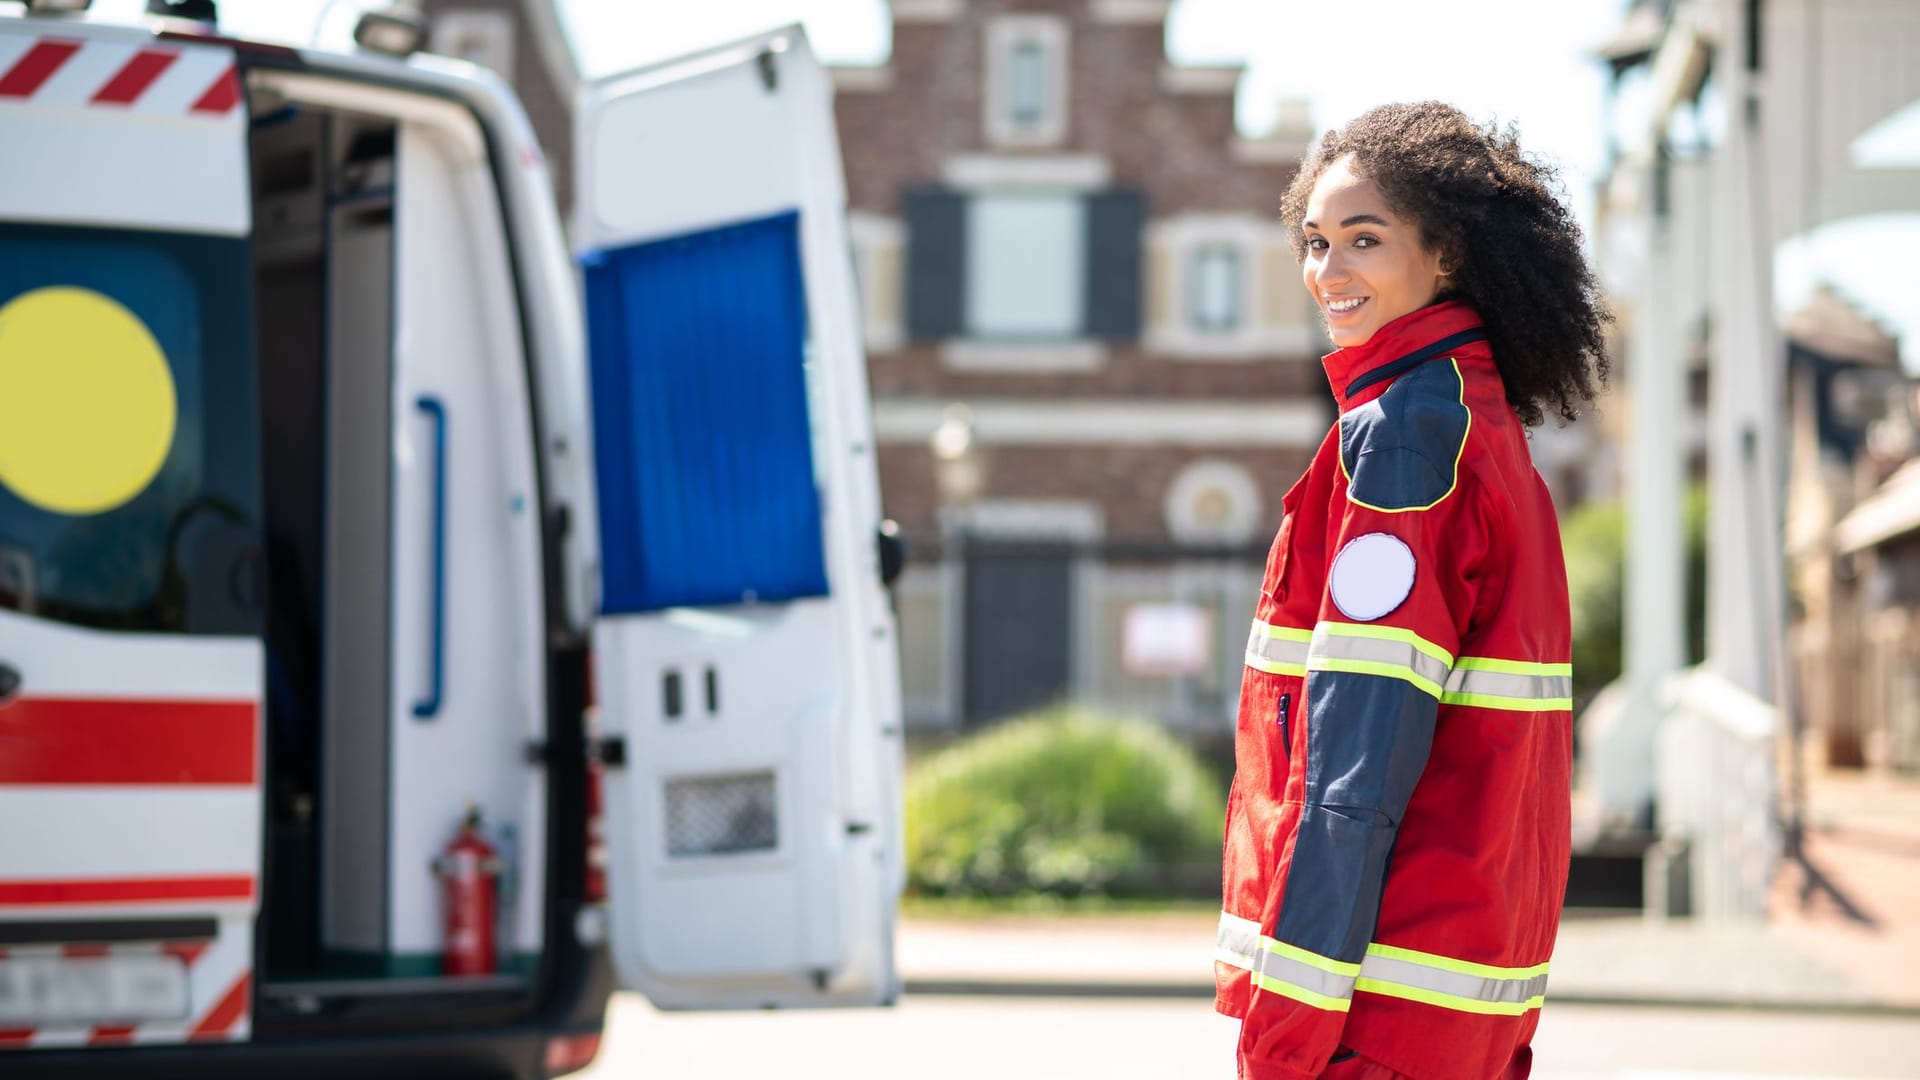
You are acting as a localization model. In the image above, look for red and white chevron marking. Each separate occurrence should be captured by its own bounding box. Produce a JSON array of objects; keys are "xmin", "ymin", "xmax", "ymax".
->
[
  {"xmin": 0, "ymin": 917, "xmax": 252, "ymax": 1050},
  {"xmin": 0, "ymin": 34, "xmax": 238, "ymax": 116}
]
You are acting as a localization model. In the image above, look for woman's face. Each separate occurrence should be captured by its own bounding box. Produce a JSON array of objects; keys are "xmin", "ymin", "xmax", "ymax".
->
[{"xmin": 1299, "ymin": 154, "xmax": 1447, "ymax": 348}]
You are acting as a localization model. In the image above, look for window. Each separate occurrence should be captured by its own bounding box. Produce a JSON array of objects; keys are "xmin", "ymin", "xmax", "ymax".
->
[
  {"xmin": 0, "ymin": 222, "xmax": 260, "ymax": 635},
  {"xmin": 1008, "ymin": 41, "xmax": 1047, "ymax": 131},
  {"xmin": 906, "ymin": 187, "xmax": 1143, "ymax": 349},
  {"xmin": 1189, "ymin": 244, "xmax": 1242, "ymax": 333},
  {"xmin": 984, "ymin": 16, "xmax": 1069, "ymax": 148},
  {"xmin": 966, "ymin": 195, "xmax": 1087, "ymax": 339}
]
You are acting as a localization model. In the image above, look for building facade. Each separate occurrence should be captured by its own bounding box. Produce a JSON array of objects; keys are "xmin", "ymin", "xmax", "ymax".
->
[{"xmin": 832, "ymin": 0, "xmax": 1323, "ymax": 730}]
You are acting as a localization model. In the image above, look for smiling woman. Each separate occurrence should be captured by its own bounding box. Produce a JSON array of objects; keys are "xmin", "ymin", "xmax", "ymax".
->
[{"xmin": 1216, "ymin": 102, "xmax": 1607, "ymax": 1080}]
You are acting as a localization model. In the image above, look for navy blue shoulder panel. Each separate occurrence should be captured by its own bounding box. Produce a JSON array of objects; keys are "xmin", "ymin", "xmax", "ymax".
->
[{"xmin": 1339, "ymin": 359, "xmax": 1470, "ymax": 513}]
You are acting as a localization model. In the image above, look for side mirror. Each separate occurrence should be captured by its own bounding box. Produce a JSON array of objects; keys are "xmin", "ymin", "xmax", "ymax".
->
[{"xmin": 876, "ymin": 520, "xmax": 907, "ymax": 588}]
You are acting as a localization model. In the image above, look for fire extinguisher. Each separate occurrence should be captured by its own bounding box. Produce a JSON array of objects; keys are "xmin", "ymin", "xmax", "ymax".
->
[{"xmin": 433, "ymin": 804, "xmax": 503, "ymax": 977}]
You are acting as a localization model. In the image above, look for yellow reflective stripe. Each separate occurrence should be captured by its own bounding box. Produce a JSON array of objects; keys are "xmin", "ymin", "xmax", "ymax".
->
[
  {"xmin": 1356, "ymin": 942, "xmax": 1550, "ymax": 1016},
  {"xmin": 1452, "ymin": 657, "xmax": 1572, "ymax": 678},
  {"xmin": 1308, "ymin": 622, "xmax": 1454, "ymax": 700},
  {"xmin": 1316, "ymin": 621, "xmax": 1454, "ymax": 669},
  {"xmin": 1313, "ymin": 658, "xmax": 1444, "ymax": 699},
  {"xmin": 1364, "ymin": 942, "xmax": 1549, "ymax": 980},
  {"xmin": 1441, "ymin": 692, "xmax": 1573, "ymax": 712},
  {"xmin": 1441, "ymin": 657, "xmax": 1574, "ymax": 711},
  {"xmin": 1245, "ymin": 620, "xmax": 1312, "ymax": 677},
  {"xmin": 1353, "ymin": 977, "xmax": 1543, "ymax": 1016},
  {"xmin": 1255, "ymin": 970, "xmax": 1354, "ymax": 1012},
  {"xmin": 1263, "ymin": 937, "xmax": 1362, "ymax": 977}
]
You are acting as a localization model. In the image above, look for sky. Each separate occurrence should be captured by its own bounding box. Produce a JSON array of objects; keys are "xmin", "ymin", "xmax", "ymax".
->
[{"xmin": 71, "ymin": 0, "xmax": 1920, "ymax": 367}]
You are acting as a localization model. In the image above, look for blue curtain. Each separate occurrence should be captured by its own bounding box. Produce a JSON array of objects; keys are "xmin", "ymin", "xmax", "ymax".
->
[{"xmin": 583, "ymin": 211, "xmax": 830, "ymax": 614}]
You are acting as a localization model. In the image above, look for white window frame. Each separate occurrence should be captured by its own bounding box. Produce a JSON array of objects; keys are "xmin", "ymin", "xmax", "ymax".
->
[
  {"xmin": 1146, "ymin": 213, "xmax": 1317, "ymax": 360},
  {"xmin": 1188, "ymin": 243, "xmax": 1244, "ymax": 335},
  {"xmin": 847, "ymin": 211, "xmax": 904, "ymax": 352},
  {"xmin": 984, "ymin": 15, "xmax": 1070, "ymax": 149}
]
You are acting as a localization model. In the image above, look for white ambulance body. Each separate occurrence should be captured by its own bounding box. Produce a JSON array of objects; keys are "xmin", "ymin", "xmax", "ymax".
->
[{"xmin": 0, "ymin": 7, "xmax": 902, "ymax": 1076}]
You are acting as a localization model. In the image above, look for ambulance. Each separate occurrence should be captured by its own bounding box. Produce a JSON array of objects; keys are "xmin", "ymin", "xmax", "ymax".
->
[{"xmin": 0, "ymin": 3, "xmax": 905, "ymax": 1076}]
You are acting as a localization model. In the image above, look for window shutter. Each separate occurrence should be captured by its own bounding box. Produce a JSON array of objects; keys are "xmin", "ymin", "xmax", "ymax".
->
[
  {"xmin": 904, "ymin": 186, "xmax": 967, "ymax": 340},
  {"xmin": 1083, "ymin": 188, "xmax": 1146, "ymax": 340}
]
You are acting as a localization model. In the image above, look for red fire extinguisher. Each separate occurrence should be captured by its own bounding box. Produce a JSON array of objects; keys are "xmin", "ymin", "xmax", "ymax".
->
[{"xmin": 433, "ymin": 805, "xmax": 502, "ymax": 977}]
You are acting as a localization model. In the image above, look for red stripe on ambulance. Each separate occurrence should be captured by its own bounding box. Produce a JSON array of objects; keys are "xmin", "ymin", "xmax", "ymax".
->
[
  {"xmin": 0, "ymin": 37, "xmax": 79, "ymax": 97},
  {"xmin": 188, "ymin": 974, "xmax": 250, "ymax": 1040},
  {"xmin": 0, "ymin": 875, "xmax": 255, "ymax": 907},
  {"xmin": 0, "ymin": 697, "xmax": 257, "ymax": 785},
  {"xmin": 89, "ymin": 47, "xmax": 177, "ymax": 105},
  {"xmin": 189, "ymin": 64, "xmax": 238, "ymax": 114}
]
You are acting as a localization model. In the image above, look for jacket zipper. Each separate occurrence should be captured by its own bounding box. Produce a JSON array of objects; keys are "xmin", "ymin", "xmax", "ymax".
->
[{"xmin": 1276, "ymin": 692, "xmax": 1292, "ymax": 764}]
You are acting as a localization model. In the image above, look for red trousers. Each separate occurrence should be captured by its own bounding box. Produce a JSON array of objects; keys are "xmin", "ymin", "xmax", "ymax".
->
[{"xmin": 1320, "ymin": 1046, "xmax": 1532, "ymax": 1080}]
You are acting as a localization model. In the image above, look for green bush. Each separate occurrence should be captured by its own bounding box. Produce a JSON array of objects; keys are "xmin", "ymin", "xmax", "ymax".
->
[
  {"xmin": 905, "ymin": 706, "xmax": 1225, "ymax": 899},
  {"xmin": 1562, "ymin": 487, "xmax": 1708, "ymax": 703}
]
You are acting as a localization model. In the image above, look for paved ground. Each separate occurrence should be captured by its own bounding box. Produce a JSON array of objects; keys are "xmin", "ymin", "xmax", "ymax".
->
[
  {"xmin": 897, "ymin": 765, "xmax": 1920, "ymax": 1012},
  {"xmin": 573, "ymin": 993, "xmax": 1920, "ymax": 1080}
]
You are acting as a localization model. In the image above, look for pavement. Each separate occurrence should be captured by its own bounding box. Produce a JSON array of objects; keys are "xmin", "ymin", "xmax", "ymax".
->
[{"xmin": 898, "ymin": 766, "xmax": 1920, "ymax": 1013}]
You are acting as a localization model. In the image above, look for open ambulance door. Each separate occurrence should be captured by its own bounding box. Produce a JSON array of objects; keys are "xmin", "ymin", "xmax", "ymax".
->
[
  {"xmin": 0, "ymin": 20, "xmax": 264, "ymax": 1048},
  {"xmin": 573, "ymin": 27, "xmax": 904, "ymax": 1010}
]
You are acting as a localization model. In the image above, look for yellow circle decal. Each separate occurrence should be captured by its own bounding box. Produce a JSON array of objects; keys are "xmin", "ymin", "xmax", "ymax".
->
[{"xmin": 0, "ymin": 286, "xmax": 178, "ymax": 516}]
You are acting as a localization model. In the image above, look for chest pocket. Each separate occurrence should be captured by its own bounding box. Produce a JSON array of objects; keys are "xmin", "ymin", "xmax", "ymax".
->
[{"xmin": 1260, "ymin": 472, "xmax": 1312, "ymax": 607}]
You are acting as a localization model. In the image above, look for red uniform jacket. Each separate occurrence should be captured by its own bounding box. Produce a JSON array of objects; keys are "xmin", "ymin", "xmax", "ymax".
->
[{"xmin": 1216, "ymin": 301, "xmax": 1573, "ymax": 1080}]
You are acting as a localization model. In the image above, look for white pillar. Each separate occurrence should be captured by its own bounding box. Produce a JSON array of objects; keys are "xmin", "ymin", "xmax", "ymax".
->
[
  {"xmin": 1706, "ymin": 0, "xmax": 1788, "ymax": 704},
  {"xmin": 1605, "ymin": 157, "xmax": 1689, "ymax": 823}
]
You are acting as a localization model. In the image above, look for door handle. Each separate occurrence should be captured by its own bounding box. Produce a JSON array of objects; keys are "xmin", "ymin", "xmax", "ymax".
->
[
  {"xmin": 412, "ymin": 394, "xmax": 448, "ymax": 720},
  {"xmin": 0, "ymin": 662, "xmax": 20, "ymax": 707}
]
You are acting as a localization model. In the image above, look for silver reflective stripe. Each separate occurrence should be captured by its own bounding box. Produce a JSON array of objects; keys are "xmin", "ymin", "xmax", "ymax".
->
[
  {"xmin": 1307, "ymin": 627, "xmax": 1452, "ymax": 691},
  {"xmin": 1216, "ymin": 911, "xmax": 1261, "ymax": 971},
  {"xmin": 1358, "ymin": 951, "xmax": 1548, "ymax": 1006},
  {"xmin": 1244, "ymin": 621, "xmax": 1310, "ymax": 674},
  {"xmin": 1260, "ymin": 947, "xmax": 1357, "ymax": 1002},
  {"xmin": 1442, "ymin": 668, "xmax": 1573, "ymax": 703}
]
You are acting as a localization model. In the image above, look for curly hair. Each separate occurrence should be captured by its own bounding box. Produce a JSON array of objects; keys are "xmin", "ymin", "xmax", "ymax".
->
[{"xmin": 1280, "ymin": 101, "xmax": 1611, "ymax": 427}]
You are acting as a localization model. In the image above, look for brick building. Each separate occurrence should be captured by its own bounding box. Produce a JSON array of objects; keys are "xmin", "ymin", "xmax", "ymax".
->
[
  {"xmin": 417, "ymin": 0, "xmax": 1326, "ymax": 732},
  {"xmin": 834, "ymin": 0, "xmax": 1323, "ymax": 730}
]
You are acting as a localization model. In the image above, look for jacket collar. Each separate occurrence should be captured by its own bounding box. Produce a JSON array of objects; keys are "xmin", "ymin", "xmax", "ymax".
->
[{"xmin": 1322, "ymin": 299, "xmax": 1489, "ymax": 413}]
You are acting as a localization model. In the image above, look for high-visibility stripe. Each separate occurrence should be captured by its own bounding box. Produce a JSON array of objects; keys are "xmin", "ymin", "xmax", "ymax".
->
[
  {"xmin": 1216, "ymin": 911, "xmax": 1262, "ymax": 972},
  {"xmin": 1441, "ymin": 658, "xmax": 1573, "ymax": 711},
  {"xmin": 1244, "ymin": 620, "xmax": 1311, "ymax": 676},
  {"xmin": 1218, "ymin": 913, "xmax": 1550, "ymax": 1018},
  {"xmin": 1308, "ymin": 621, "xmax": 1452, "ymax": 698},
  {"xmin": 1217, "ymin": 912, "xmax": 1358, "ymax": 1013},
  {"xmin": 1356, "ymin": 942, "xmax": 1549, "ymax": 1016}
]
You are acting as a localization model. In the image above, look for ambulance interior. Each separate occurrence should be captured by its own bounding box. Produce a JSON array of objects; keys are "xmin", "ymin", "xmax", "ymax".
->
[{"xmin": 246, "ymin": 83, "xmax": 550, "ymax": 1021}]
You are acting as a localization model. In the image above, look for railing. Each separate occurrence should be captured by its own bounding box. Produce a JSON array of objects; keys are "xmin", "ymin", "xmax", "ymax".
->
[{"xmin": 1654, "ymin": 668, "xmax": 1781, "ymax": 920}]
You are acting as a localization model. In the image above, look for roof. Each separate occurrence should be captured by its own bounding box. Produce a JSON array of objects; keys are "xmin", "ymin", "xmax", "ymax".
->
[
  {"xmin": 1835, "ymin": 458, "xmax": 1920, "ymax": 553},
  {"xmin": 1786, "ymin": 284, "xmax": 1903, "ymax": 368}
]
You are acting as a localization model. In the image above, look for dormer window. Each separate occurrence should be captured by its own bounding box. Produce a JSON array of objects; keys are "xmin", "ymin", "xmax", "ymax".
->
[
  {"xmin": 985, "ymin": 16, "xmax": 1069, "ymax": 148},
  {"xmin": 1189, "ymin": 244, "xmax": 1242, "ymax": 334}
]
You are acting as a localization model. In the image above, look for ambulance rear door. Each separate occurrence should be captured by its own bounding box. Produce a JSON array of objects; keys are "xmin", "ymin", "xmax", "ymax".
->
[
  {"xmin": 574, "ymin": 26, "xmax": 903, "ymax": 1010},
  {"xmin": 0, "ymin": 18, "xmax": 264, "ymax": 1049}
]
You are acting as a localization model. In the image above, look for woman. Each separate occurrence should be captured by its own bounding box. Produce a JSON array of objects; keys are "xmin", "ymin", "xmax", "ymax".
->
[{"xmin": 1214, "ymin": 101, "xmax": 1610, "ymax": 1080}]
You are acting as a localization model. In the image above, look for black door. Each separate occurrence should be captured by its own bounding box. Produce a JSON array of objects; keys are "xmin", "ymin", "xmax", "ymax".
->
[{"xmin": 962, "ymin": 543, "xmax": 1073, "ymax": 726}]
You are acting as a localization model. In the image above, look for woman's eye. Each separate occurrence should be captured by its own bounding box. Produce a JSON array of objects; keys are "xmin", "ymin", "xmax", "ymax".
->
[
  {"xmin": 1306, "ymin": 236, "xmax": 1328, "ymax": 252},
  {"xmin": 1354, "ymin": 235, "xmax": 1379, "ymax": 249}
]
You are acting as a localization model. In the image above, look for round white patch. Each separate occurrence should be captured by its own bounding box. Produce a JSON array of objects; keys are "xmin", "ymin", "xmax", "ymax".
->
[{"xmin": 1329, "ymin": 533, "xmax": 1416, "ymax": 622}]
